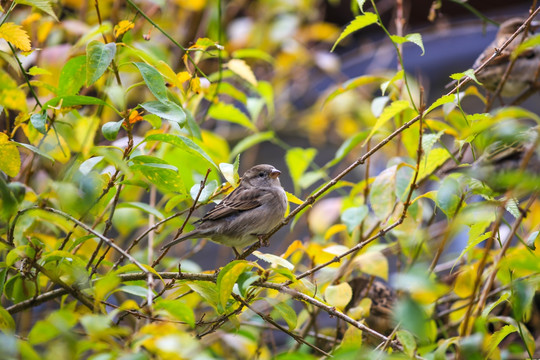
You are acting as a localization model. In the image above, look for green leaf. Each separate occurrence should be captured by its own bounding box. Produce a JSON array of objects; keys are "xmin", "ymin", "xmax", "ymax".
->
[
  {"xmin": 331, "ymin": 12, "xmax": 378, "ymax": 51},
  {"xmin": 79, "ymin": 156, "xmax": 104, "ymax": 175},
  {"xmin": 130, "ymin": 155, "xmax": 186, "ymax": 193},
  {"xmin": 326, "ymin": 131, "xmax": 368, "ymax": 167},
  {"xmin": 271, "ymin": 301, "xmax": 298, "ymax": 330},
  {"xmin": 57, "ymin": 56, "xmax": 87, "ymax": 96},
  {"xmin": 219, "ymin": 162, "xmax": 240, "ymax": 186},
  {"xmin": 134, "ymin": 62, "xmax": 168, "ymax": 102},
  {"xmin": 28, "ymin": 320, "xmax": 59, "ymax": 344},
  {"xmin": 370, "ymin": 165, "xmax": 398, "ymax": 221},
  {"xmin": 0, "ymin": 306, "xmax": 15, "ymax": 331},
  {"xmin": 44, "ymin": 95, "xmax": 118, "ymax": 113},
  {"xmin": 101, "ymin": 120, "xmax": 124, "ymax": 141},
  {"xmin": 487, "ymin": 325, "xmax": 516, "ymax": 358},
  {"xmin": 381, "ymin": 70, "xmax": 404, "ymax": 95},
  {"xmin": 118, "ymin": 285, "xmax": 149, "ymax": 298},
  {"xmin": 155, "ymin": 299, "xmax": 196, "ymax": 328},
  {"xmin": 208, "ymin": 102, "xmax": 256, "ymax": 131},
  {"xmin": 186, "ymin": 281, "xmax": 219, "ymax": 310},
  {"xmin": 390, "ymin": 33, "xmax": 425, "ymax": 55},
  {"xmin": 396, "ymin": 330, "xmax": 417, "ymax": 358},
  {"xmin": 233, "ymin": 48, "xmax": 274, "ymax": 63},
  {"xmin": 216, "ymin": 260, "xmax": 252, "ymax": 313},
  {"xmin": 416, "ymin": 148, "xmax": 450, "ymax": 184},
  {"xmin": 285, "ymin": 147, "xmax": 317, "ymax": 193},
  {"xmin": 437, "ymin": 177, "xmax": 462, "ymax": 216},
  {"xmin": 27, "ymin": 66, "xmax": 51, "ymax": 76},
  {"xmin": 230, "ymin": 131, "xmax": 274, "ymax": 160},
  {"xmin": 426, "ymin": 94, "xmax": 455, "ymax": 114},
  {"xmin": 341, "ymin": 205, "xmax": 368, "ymax": 233},
  {"xmin": 118, "ymin": 201, "xmax": 164, "ymax": 219},
  {"xmin": 14, "ymin": 0, "xmax": 58, "ymax": 21},
  {"xmin": 86, "ymin": 41, "xmax": 116, "ymax": 86},
  {"xmin": 140, "ymin": 100, "xmax": 186, "ymax": 125},
  {"xmin": 15, "ymin": 141, "xmax": 54, "ymax": 162},
  {"xmin": 325, "ymin": 75, "xmax": 383, "ymax": 105},
  {"xmin": 364, "ymin": 100, "xmax": 411, "ymax": 145},
  {"xmin": 30, "ymin": 113, "xmax": 47, "ymax": 134},
  {"xmin": 512, "ymin": 33, "xmax": 540, "ymax": 60},
  {"xmin": 145, "ymin": 133, "xmax": 217, "ymax": 169}
]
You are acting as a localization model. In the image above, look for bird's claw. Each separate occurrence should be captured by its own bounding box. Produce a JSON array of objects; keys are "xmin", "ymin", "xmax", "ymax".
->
[{"xmin": 255, "ymin": 234, "xmax": 269, "ymax": 247}]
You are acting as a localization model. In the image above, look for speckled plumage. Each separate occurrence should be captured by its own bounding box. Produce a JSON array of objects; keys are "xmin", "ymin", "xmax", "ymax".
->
[
  {"xmin": 161, "ymin": 164, "xmax": 287, "ymax": 250},
  {"xmin": 473, "ymin": 18, "xmax": 540, "ymax": 97}
]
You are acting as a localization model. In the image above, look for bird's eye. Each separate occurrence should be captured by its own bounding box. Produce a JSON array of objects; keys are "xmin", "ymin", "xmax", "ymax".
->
[{"xmin": 258, "ymin": 172, "xmax": 265, "ymax": 177}]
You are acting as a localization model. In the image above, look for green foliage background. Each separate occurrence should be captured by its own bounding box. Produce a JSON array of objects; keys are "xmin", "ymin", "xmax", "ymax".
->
[{"xmin": 0, "ymin": 0, "xmax": 539, "ymax": 359}]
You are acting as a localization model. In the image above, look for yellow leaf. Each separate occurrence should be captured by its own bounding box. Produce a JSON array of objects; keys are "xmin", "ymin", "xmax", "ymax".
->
[
  {"xmin": 190, "ymin": 77, "xmax": 201, "ymax": 93},
  {"xmin": 176, "ymin": 71, "xmax": 191, "ymax": 84},
  {"xmin": 281, "ymin": 239, "xmax": 304, "ymax": 259},
  {"xmin": 114, "ymin": 20, "xmax": 134, "ymax": 38},
  {"xmin": 347, "ymin": 297, "xmax": 372, "ymax": 320},
  {"xmin": 22, "ymin": 13, "xmax": 42, "ymax": 26},
  {"xmin": 227, "ymin": 59, "xmax": 257, "ymax": 86},
  {"xmin": 0, "ymin": 69, "xmax": 28, "ymax": 112},
  {"xmin": 454, "ymin": 264, "xmax": 477, "ymax": 298},
  {"xmin": 324, "ymin": 224, "xmax": 347, "ymax": 240},
  {"xmin": 0, "ymin": 22, "xmax": 31, "ymax": 51},
  {"xmin": 352, "ymin": 251, "xmax": 389, "ymax": 281},
  {"xmin": 155, "ymin": 60, "xmax": 182, "ymax": 88},
  {"xmin": 175, "ymin": 0, "xmax": 206, "ymax": 11},
  {"xmin": 325, "ymin": 282, "xmax": 353, "ymax": 310},
  {"xmin": 341, "ymin": 324, "xmax": 363, "ymax": 348},
  {"xmin": 37, "ymin": 21, "xmax": 54, "ymax": 43},
  {"xmin": 0, "ymin": 133, "xmax": 21, "ymax": 177}
]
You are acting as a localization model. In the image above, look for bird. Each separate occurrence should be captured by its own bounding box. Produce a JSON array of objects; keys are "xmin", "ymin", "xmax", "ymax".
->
[
  {"xmin": 468, "ymin": 124, "xmax": 539, "ymax": 192},
  {"xmin": 160, "ymin": 164, "xmax": 288, "ymax": 254},
  {"xmin": 473, "ymin": 17, "xmax": 540, "ymax": 97}
]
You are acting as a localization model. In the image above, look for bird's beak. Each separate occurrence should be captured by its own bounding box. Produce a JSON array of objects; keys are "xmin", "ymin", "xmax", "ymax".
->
[{"xmin": 270, "ymin": 169, "xmax": 281, "ymax": 179}]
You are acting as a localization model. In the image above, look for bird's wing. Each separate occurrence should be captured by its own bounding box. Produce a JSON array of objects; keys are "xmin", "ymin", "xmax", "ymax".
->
[{"xmin": 199, "ymin": 187, "xmax": 270, "ymax": 221}]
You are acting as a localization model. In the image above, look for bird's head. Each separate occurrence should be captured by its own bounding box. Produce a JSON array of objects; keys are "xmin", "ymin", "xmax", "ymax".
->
[{"xmin": 241, "ymin": 164, "xmax": 282, "ymax": 188}]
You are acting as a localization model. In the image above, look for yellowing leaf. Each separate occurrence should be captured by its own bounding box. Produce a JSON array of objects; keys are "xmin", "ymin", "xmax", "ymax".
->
[
  {"xmin": 347, "ymin": 297, "xmax": 372, "ymax": 320},
  {"xmin": 325, "ymin": 282, "xmax": 353, "ymax": 310},
  {"xmin": 227, "ymin": 59, "xmax": 257, "ymax": 86},
  {"xmin": 0, "ymin": 133, "xmax": 21, "ymax": 177},
  {"xmin": 176, "ymin": 71, "xmax": 191, "ymax": 84},
  {"xmin": 370, "ymin": 165, "xmax": 398, "ymax": 221},
  {"xmin": 363, "ymin": 100, "xmax": 411, "ymax": 145},
  {"xmin": 253, "ymin": 251, "xmax": 295, "ymax": 270},
  {"xmin": 416, "ymin": 148, "xmax": 451, "ymax": 183},
  {"xmin": 0, "ymin": 69, "xmax": 27, "ymax": 112},
  {"xmin": 341, "ymin": 325, "xmax": 362, "ymax": 348},
  {"xmin": 352, "ymin": 251, "xmax": 389, "ymax": 281},
  {"xmin": 281, "ymin": 240, "xmax": 304, "ymax": 259},
  {"xmin": 454, "ymin": 265, "xmax": 477, "ymax": 298},
  {"xmin": 114, "ymin": 20, "xmax": 134, "ymax": 38},
  {"xmin": 324, "ymin": 224, "xmax": 347, "ymax": 240},
  {"xmin": 0, "ymin": 22, "xmax": 31, "ymax": 51},
  {"xmin": 37, "ymin": 20, "xmax": 53, "ymax": 43}
]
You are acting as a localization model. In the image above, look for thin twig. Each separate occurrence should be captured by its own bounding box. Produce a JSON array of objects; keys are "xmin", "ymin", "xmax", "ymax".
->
[{"xmin": 232, "ymin": 294, "xmax": 332, "ymax": 357}]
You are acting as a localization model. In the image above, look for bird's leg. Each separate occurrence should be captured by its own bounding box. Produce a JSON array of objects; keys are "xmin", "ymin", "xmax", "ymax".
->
[
  {"xmin": 233, "ymin": 247, "xmax": 240, "ymax": 257},
  {"xmin": 257, "ymin": 234, "xmax": 269, "ymax": 247}
]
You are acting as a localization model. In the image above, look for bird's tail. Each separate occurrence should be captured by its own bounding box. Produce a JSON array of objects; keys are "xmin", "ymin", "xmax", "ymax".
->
[{"xmin": 160, "ymin": 232, "xmax": 195, "ymax": 251}]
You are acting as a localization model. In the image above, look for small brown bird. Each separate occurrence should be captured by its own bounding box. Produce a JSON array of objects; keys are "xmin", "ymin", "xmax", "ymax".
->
[
  {"xmin": 470, "ymin": 125, "xmax": 539, "ymax": 192},
  {"xmin": 473, "ymin": 18, "xmax": 540, "ymax": 97},
  {"xmin": 161, "ymin": 164, "xmax": 287, "ymax": 253}
]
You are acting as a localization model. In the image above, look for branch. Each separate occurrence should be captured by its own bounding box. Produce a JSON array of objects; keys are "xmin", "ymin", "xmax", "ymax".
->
[
  {"xmin": 232, "ymin": 294, "xmax": 332, "ymax": 357},
  {"xmin": 8, "ymin": 207, "xmax": 149, "ymax": 274}
]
